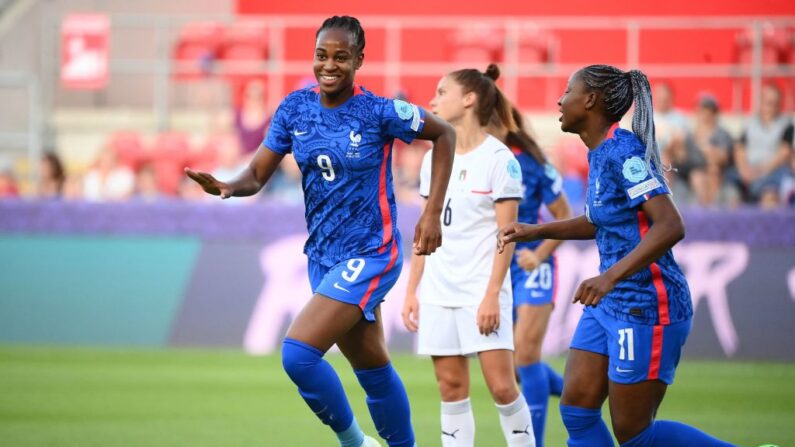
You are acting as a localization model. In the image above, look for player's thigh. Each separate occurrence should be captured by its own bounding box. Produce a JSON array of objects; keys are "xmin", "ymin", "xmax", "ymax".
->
[
  {"xmin": 560, "ymin": 349, "xmax": 610, "ymax": 409},
  {"xmin": 432, "ymin": 355, "xmax": 470, "ymax": 401},
  {"xmin": 477, "ymin": 349, "xmax": 520, "ymax": 404},
  {"xmin": 285, "ymin": 293, "xmax": 364, "ymax": 352},
  {"xmin": 608, "ymin": 380, "xmax": 667, "ymax": 443},
  {"xmin": 513, "ymin": 303, "xmax": 554, "ymax": 364},
  {"xmin": 336, "ymin": 306, "xmax": 390, "ymax": 370},
  {"xmin": 562, "ymin": 308, "xmax": 610, "ymax": 408}
]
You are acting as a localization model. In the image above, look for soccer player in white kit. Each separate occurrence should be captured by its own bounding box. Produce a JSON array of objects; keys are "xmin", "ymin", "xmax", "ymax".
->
[{"xmin": 402, "ymin": 64, "xmax": 535, "ymax": 447}]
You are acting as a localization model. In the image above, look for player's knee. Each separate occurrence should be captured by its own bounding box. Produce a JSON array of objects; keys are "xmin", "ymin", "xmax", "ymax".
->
[
  {"xmin": 487, "ymin": 379, "xmax": 520, "ymax": 405},
  {"xmin": 514, "ymin": 343, "xmax": 542, "ymax": 366},
  {"xmin": 560, "ymin": 404, "xmax": 602, "ymax": 432},
  {"xmin": 436, "ymin": 374, "xmax": 468, "ymax": 401},
  {"xmin": 611, "ymin": 414, "xmax": 651, "ymax": 444},
  {"xmin": 281, "ymin": 337, "xmax": 323, "ymax": 381}
]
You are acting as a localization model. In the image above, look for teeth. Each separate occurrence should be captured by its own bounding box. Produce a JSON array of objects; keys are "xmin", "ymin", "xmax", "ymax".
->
[{"xmin": 321, "ymin": 76, "xmax": 338, "ymax": 81}]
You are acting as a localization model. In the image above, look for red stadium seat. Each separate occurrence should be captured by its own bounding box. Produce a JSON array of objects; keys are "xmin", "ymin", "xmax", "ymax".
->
[
  {"xmin": 107, "ymin": 131, "xmax": 146, "ymax": 171},
  {"xmin": 173, "ymin": 21, "xmax": 224, "ymax": 80},
  {"xmin": 151, "ymin": 132, "xmax": 191, "ymax": 195},
  {"xmin": 449, "ymin": 25, "xmax": 505, "ymax": 64}
]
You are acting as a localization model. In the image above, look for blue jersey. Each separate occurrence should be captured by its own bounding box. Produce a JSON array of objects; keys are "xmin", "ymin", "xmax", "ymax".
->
[
  {"xmin": 512, "ymin": 148, "xmax": 563, "ymax": 252},
  {"xmin": 584, "ymin": 128, "xmax": 693, "ymax": 326},
  {"xmin": 264, "ymin": 85, "xmax": 425, "ymax": 267}
]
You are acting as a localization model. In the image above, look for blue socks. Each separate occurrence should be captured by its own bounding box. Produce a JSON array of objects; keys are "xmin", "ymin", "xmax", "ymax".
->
[
  {"xmin": 544, "ymin": 362, "xmax": 564, "ymax": 396},
  {"xmin": 517, "ymin": 362, "xmax": 549, "ymax": 447},
  {"xmin": 281, "ymin": 338, "xmax": 362, "ymax": 445},
  {"xmin": 620, "ymin": 421, "xmax": 736, "ymax": 447},
  {"xmin": 560, "ymin": 404, "xmax": 615, "ymax": 447},
  {"xmin": 354, "ymin": 363, "xmax": 416, "ymax": 447}
]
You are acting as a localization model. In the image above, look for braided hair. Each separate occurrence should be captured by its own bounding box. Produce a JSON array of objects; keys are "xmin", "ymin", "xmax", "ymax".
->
[
  {"xmin": 579, "ymin": 65, "xmax": 663, "ymax": 174},
  {"xmin": 316, "ymin": 16, "xmax": 366, "ymax": 54},
  {"xmin": 450, "ymin": 63, "xmax": 516, "ymax": 130}
]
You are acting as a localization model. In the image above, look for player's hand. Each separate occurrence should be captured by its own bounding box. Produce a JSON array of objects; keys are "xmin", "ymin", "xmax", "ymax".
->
[
  {"xmin": 184, "ymin": 167, "xmax": 234, "ymax": 199},
  {"xmin": 413, "ymin": 211, "xmax": 442, "ymax": 255},
  {"xmin": 401, "ymin": 292, "xmax": 420, "ymax": 333},
  {"xmin": 573, "ymin": 273, "xmax": 617, "ymax": 307},
  {"xmin": 497, "ymin": 223, "xmax": 540, "ymax": 253},
  {"xmin": 516, "ymin": 248, "xmax": 541, "ymax": 272},
  {"xmin": 476, "ymin": 295, "xmax": 500, "ymax": 336}
]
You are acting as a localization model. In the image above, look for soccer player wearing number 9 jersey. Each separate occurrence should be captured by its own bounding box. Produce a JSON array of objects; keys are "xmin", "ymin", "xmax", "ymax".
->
[{"xmin": 185, "ymin": 16, "xmax": 456, "ymax": 447}]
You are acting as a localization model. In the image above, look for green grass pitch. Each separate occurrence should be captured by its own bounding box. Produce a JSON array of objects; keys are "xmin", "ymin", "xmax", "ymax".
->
[{"xmin": 0, "ymin": 345, "xmax": 792, "ymax": 446}]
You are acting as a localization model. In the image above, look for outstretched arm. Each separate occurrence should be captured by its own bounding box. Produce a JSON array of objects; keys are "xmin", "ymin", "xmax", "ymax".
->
[
  {"xmin": 185, "ymin": 145, "xmax": 284, "ymax": 198},
  {"xmin": 412, "ymin": 113, "xmax": 455, "ymax": 255},
  {"xmin": 498, "ymin": 214, "xmax": 596, "ymax": 253}
]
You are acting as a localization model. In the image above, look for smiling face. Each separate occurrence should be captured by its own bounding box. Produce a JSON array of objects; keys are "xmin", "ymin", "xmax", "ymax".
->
[
  {"xmin": 313, "ymin": 28, "xmax": 363, "ymax": 98},
  {"xmin": 557, "ymin": 71, "xmax": 594, "ymax": 134},
  {"xmin": 429, "ymin": 75, "xmax": 472, "ymax": 124}
]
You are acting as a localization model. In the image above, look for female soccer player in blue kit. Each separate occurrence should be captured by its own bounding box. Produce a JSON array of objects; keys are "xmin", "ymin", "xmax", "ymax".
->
[
  {"xmin": 498, "ymin": 65, "xmax": 735, "ymax": 447},
  {"xmin": 185, "ymin": 16, "xmax": 455, "ymax": 447},
  {"xmin": 490, "ymin": 107, "xmax": 571, "ymax": 447}
]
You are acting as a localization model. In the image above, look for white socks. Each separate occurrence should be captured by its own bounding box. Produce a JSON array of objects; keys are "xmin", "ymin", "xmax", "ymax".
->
[
  {"xmin": 440, "ymin": 398, "xmax": 476, "ymax": 447},
  {"xmin": 496, "ymin": 395, "xmax": 536, "ymax": 447}
]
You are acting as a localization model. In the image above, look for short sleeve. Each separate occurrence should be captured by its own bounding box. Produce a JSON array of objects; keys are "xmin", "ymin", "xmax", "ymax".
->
[
  {"xmin": 263, "ymin": 101, "xmax": 293, "ymax": 154},
  {"xmin": 419, "ymin": 150, "xmax": 432, "ymax": 198},
  {"xmin": 381, "ymin": 98, "xmax": 426, "ymax": 144},
  {"xmin": 491, "ymin": 151, "xmax": 524, "ymax": 201},
  {"xmin": 614, "ymin": 155, "xmax": 670, "ymax": 209},
  {"xmin": 539, "ymin": 162, "xmax": 563, "ymax": 205}
]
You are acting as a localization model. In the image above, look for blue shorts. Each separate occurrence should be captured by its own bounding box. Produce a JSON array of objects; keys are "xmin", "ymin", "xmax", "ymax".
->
[
  {"xmin": 511, "ymin": 256, "xmax": 557, "ymax": 308},
  {"xmin": 308, "ymin": 237, "xmax": 403, "ymax": 322},
  {"xmin": 570, "ymin": 305, "xmax": 691, "ymax": 385}
]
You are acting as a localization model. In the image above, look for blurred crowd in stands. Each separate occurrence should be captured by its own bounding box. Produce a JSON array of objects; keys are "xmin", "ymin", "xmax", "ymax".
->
[{"xmin": 0, "ymin": 79, "xmax": 793, "ymax": 209}]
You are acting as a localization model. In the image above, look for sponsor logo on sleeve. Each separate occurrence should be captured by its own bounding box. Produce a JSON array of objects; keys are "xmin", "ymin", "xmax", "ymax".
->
[{"xmin": 627, "ymin": 177, "xmax": 662, "ymax": 199}]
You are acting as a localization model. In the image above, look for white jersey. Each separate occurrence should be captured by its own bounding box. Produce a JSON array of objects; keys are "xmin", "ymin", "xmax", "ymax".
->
[{"xmin": 419, "ymin": 134, "xmax": 523, "ymax": 307}]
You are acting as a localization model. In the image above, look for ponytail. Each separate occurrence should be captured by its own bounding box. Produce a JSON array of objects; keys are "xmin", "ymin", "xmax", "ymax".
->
[
  {"xmin": 627, "ymin": 70, "xmax": 662, "ymax": 175},
  {"xmin": 450, "ymin": 64, "xmax": 516, "ymax": 130}
]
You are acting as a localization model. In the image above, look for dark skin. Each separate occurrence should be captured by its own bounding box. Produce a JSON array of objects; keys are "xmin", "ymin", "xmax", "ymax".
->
[
  {"xmin": 497, "ymin": 71, "xmax": 686, "ymax": 443},
  {"xmin": 185, "ymin": 27, "xmax": 455, "ymax": 369}
]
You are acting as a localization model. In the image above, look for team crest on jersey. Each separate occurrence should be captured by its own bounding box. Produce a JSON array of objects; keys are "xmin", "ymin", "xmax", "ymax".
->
[
  {"xmin": 394, "ymin": 99, "xmax": 414, "ymax": 120},
  {"xmin": 622, "ymin": 157, "xmax": 648, "ymax": 183},
  {"xmin": 349, "ymin": 131, "xmax": 362, "ymax": 147},
  {"xmin": 507, "ymin": 159, "xmax": 521, "ymax": 180}
]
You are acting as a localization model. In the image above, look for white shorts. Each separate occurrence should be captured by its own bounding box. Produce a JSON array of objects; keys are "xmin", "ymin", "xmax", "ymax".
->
[{"xmin": 416, "ymin": 302, "xmax": 514, "ymax": 356}]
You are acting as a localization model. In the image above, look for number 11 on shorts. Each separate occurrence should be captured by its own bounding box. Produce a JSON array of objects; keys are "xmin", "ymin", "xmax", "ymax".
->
[{"xmin": 618, "ymin": 328, "xmax": 635, "ymax": 361}]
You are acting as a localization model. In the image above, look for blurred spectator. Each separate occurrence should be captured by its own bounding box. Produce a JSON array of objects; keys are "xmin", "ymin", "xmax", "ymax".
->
[
  {"xmin": 211, "ymin": 133, "xmax": 247, "ymax": 180},
  {"xmin": 393, "ymin": 140, "xmax": 430, "ymax": 205},
  {"xmin": 62, "ymin": 175, "xmax": 83, "ymax": 201},
  {"xmin": 731, "ymin": 84, "xmax": 794, "ymax": 207},
  {"xmin": 37, "ymin": 152, "xmax": 66, "ymax": 199},
  {"xmin": 234, "ymin": 79, "xmax": 271, "ymax": 154},
  {"xmin": 653, "ymin": 82, "xmax": 688, "ymax": 176},
  {"xmin": 133, "ymin": 164, "xmax": 163, "ymax": 202},
  {"xmin": 83, "ymin": 147, "xmax": 135, "ymax": 202},
  {"xmin": 265, "ymin": 154, "xmax": 303, "ymax": 204},
  {"xmin": 673, "ymin": 95, "xmax": 734, "ymax": 206},
  {"xmin": 0, "ymin": 160, "xmax": 19, "ymax": 199}
]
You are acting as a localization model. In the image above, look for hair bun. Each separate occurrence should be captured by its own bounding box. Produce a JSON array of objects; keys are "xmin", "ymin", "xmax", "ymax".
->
[{"xmin": 484, "ymin": 64, "xmax": 500, "ymax": 81}]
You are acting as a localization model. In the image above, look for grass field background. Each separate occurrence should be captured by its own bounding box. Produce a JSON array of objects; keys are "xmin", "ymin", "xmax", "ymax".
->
[{"xmin": 0, "ymin": 345, "xmax": 792, "ymax": 446}]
